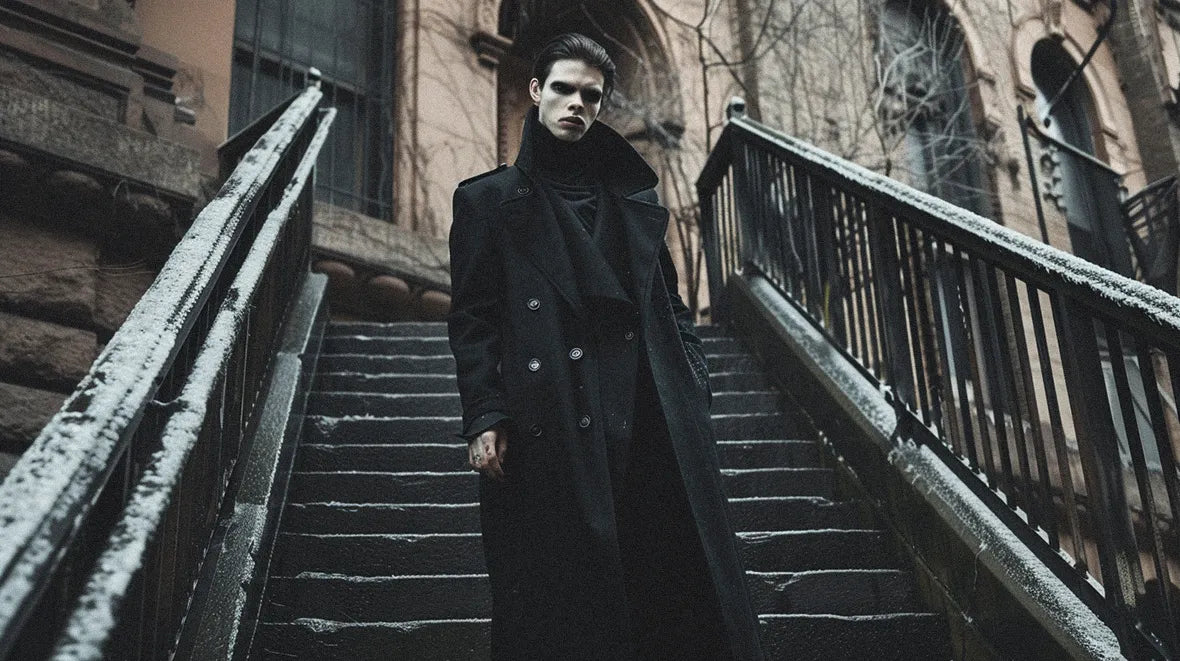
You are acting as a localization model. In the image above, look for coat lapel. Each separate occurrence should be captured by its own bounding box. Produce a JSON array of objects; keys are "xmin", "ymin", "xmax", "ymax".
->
[
  {"xmin": 501, "ymin": 172, "xmax": 586, "ymax": 317},
  {"xmin": 618, "ymin": 193, "xmax": 670, "ymax": 304}
]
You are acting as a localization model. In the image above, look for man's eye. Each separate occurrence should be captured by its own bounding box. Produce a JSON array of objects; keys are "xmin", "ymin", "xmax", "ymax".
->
[
  {"xmin": 582, "ymin": 91, "xmax": 602, "ymax": 104},
  {"xmin": 552, "ymin": 83, "xmax": 573, "ymax": 94}
]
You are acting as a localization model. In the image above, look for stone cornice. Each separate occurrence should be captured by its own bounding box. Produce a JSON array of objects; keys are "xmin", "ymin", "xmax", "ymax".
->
[
  {"xmin": 0, "ymin": 84, "xmax": 199, "ymax": 199},
  {"xmin": 311, "ymin": 202, "xmax": 450, "ymax": 291}
]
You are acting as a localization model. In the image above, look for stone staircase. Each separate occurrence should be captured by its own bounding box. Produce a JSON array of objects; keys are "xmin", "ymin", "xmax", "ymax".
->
[{"xmin": 252, "ymin": 322, "xmax": 951, "ymax": 660}]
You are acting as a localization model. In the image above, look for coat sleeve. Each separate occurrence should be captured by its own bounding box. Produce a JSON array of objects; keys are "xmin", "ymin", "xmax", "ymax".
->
[
  {"xmin": 658, "ymin": 240, "xmax": 712, "ymax": 406},
  {"xmin": 448, "ymin": 185, "xmax": 511, "ymax": 439}
]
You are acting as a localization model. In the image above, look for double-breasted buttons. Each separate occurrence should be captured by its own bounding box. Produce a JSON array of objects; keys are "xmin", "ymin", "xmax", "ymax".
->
[
  {"xmin": 624, "ymin": 331, "xmax": 635, "ymax": 341},
  {"xmin": 569, "ymin": 347, "xmax": 584, "ymax": 360},
  {"xmin": 528, "ymin": 358, "xmax": 541, "ymax": 371},
  {"xmin": 578, "ymin": 415, "xmax": 591, "ymax": 428},
  {"xmin": 527, "ymin": 298, "xmax": 541, "ymax": 310},
  {"xmin": 529, "ymin": 424, "xmax": 543, "ymax": 437}
]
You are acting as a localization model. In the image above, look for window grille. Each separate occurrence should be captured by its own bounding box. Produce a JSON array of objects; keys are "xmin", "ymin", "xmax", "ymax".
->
[{"xmin": 230, "ymin": 0, "xmax": 396, "ymax": 221}]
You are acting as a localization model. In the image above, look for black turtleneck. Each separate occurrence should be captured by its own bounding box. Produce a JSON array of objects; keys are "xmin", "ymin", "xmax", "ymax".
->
[{"xmin": 533, "ymin": 120, "xmax": 601, "ymax": 235}]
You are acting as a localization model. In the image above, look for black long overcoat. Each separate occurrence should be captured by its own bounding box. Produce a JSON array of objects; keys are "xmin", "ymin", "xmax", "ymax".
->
[{"xmin": 448, "ymin": 111, "xmax": 763, "ymax": 661}]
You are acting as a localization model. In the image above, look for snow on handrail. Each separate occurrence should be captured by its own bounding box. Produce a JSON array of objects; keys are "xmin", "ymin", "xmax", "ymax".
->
[
  {"xmin": 0, "ymin": 88, "xmax": 323, "ymax": 642},
  {"xmin": 49, "ymin": 108, "xmax": 336, "ymax": 661},
  {"xmin": 703, "ymin": 116, "xmax": 1180, "ymax": 342}
]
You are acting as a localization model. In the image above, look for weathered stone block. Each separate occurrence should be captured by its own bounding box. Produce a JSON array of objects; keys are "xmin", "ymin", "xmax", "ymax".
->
[
  {"xmin": 311, "ymin": 202, "xmax": 450, "ymax": 290},
  {"xmin": 0, "ymin": 50, "xmax": 121, "ymax": 121},
  {"xmin": 0, "ymin": 451, "xmax": 19, "ymax": 481},
  {"xmin": 93, "ymin": 266, "xmax": 158, "ymax": 337},
  {"xmin": 416, "ymin": 289, "xmax": 451, "ymax": 321},
  {"xmin": 0, "ymin": 85, "xmax": 201, "ymax": 199},
  {"xmin": 0, "ymin": 212, "xmax": 97, "ymax": 326},
  {"xmin": 0, "ymin": 312, "xmax": 97, "ymax": 391},
  {"xmin": 0, "ymin": 381, "xmax": 66, "ymax": 452}
]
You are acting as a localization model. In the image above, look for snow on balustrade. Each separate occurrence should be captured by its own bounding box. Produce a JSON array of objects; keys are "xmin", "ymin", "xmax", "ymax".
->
[
  {"xmin": 732, "ymin": 116, "xmax": 1180, "ymax": 335},
  {"xmin": 50, "ymin": 108, "xmax": 335, "ymax": 660},
  {"xmin": 747, "ymin": 276, "xmax": 1125, "ymax": 661},
  {"xmin": 0, "ymin": 89, "xmax": 323, "ymax": 633}
]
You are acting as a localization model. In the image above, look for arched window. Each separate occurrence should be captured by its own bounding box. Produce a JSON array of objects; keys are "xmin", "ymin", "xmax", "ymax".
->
[
  {"xmin": 877, "ymin": 0, "xmax": 992, "ymax": 216},
  {"xmin": 1030, "ymin": 39, "xmax": 1132, "ymax": 275}
]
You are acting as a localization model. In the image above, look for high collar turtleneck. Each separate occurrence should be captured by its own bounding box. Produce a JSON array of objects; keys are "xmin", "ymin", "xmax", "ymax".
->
[
  {"xmin": 514, "ymin": 106, "xmax": 659, "ymax": 197},
  {"xmin": 532, "ymin": 116, "xmax": 596, "ymax": 185}
]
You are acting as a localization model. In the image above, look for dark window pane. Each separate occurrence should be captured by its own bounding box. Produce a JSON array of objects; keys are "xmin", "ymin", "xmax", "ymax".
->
[{"xmin": 230, "ymin": 0, "xmax": 395, "ymax": 221}]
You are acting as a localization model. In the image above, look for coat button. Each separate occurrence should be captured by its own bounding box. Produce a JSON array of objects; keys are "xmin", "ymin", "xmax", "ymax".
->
[
  {"xmin": 578, "ymin": 415, "xmax": 591, "ymax": 428},
  {"xmin": 516, "ymin": 186, "xmax": 531, "ymax": 195},
  {"xmin": 624, "ymin": 331, "xmax": 635, "ymax": 341},
  {"xmin": 527, "ymin": 298, "xmax": 540, "ymax": 310},
  {"xmin": 530, "ymin": 424, "xmax": 543, "ymax": 437},
  {"xmin": 569, "ymin": 347, "xmax": 584, "ymax": 360},
  {"xmin": 528, "ymin": 358, "xmax": 541, "ymax": 371}
]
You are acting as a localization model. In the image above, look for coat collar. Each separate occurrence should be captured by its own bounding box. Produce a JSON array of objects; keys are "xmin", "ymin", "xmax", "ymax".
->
[
  {"xmin": 501, "ymin": 109, "xmax": 670, "ymax": 318},
  {"xmin": 514, "ymin": 107, "xmax": 658, "ymax": 198}
]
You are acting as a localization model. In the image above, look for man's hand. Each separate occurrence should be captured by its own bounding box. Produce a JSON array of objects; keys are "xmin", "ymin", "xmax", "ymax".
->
[{"xmin": 468, "ymin": 425, "xmax": 508, "ymax": 480}]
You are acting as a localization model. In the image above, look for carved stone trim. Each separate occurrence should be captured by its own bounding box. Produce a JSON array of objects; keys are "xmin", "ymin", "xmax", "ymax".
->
[{"xmin": 0, "ymin": 84, "xmax": 200, "ymax": 199}]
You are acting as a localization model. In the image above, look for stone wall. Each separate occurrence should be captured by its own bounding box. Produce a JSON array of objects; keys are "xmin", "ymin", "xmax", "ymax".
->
[{"xmin": 0, "ymin": 0, "xmax": 203, "ymax": 475}]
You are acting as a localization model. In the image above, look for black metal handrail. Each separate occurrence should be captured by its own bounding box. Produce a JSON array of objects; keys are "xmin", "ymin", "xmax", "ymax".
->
[
  {"xmin": 0, "ymin": 85, "xmax": 332, "ymax": 659},
  {"xmin": 699, "ymin": 112, "xmax": 1180, "ymax": 659}
]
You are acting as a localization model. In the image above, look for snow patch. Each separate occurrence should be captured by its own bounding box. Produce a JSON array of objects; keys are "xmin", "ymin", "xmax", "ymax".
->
[
  {"xmin": 737, "ymin": 117, "xmax": 1180, "ymax": 332},
  {"xmin": 48, "ymin": 96, "xmax": 331, "ymax": 659}
]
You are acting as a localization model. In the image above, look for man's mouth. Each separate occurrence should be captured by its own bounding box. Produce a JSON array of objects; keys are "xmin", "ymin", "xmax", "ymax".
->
[{"xmin": 558, "ymin": 116, "xmax": 585, "ymax": 128}]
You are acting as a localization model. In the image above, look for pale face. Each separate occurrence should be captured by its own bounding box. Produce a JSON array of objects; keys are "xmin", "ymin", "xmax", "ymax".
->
[{"xmin": 529, "ymin": 58, "xmax": 605, "ymax": 143}]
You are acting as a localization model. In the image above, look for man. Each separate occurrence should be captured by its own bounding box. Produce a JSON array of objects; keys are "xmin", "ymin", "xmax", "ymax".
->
[{"xmin": 448, "ymin": 33, "xmax": 764, "ymax": 661}]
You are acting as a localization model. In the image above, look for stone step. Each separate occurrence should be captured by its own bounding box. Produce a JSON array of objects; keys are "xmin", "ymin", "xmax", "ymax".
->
[
  {"xmin": 710, "ymin": 412, "xmax": 811, "ymax": 439},
  {"xmin": 715, "ymin": 439, "xmax": 821, "ymax": 468},
  {"xmin": 302, "ymin": 416, "xmax": 461, "ymax": 445},
  {"xmin": 263, "ymin": 568, "xmax": 918, "ymax": 626},
  {"xmin": 726, "ymin": 497, "xmax": 867, "ymax": 531},
  {"xmin": 758, "ymin": 613, "xmax": 951, "ymax": 661},
  {"xmin": 288, "ymin": 471, "xmax": 478, "ymax": 504},
  {"xmin": 282, "ymin": 502, "xmax": 481, "ymax": 535},
  {"xmin": 309, "ymin": 392, "xmax": 462, "ymax": 417},
  {"xmin": 278, "ymin": 497, "xmax": 868, "ymax": 536},
  {"xmin": 320, "ymin": 334, "xmax": 744, "ymax": 356},
  {"xmin": 702, "ymin": 336, "xmax": 745, "ymax": 353},
  {"xmin": 303, "ymin": 412, "xmax": 806, "ymax": 444},
  {"xmin": 270, "ymin": 533, "xmax": 487, "ymax": 576},
  {"xmin": 295, "ymin": 443, "xmax": 468, "ymax": 473},
  {"xmin": 311, "ymin": 370, "xmax": 766, "ymax": 394},
  {"xmin": 313, "ymin": 372, "xmax": 456, "ymax": 393},
  {"xmin": 708, "ymin": 371, "xmax": 769, "ymax": 392},
  {"xmin": 737, "ymin": 530, "xmax": 896, "ymax": 572},
  {"xmin": 746, "ymin": 569, "xmax": 917, "ymax": 615},
  {"xmin": 326, "ymin": 321, "xmax": 448, "ymax": 337},
  {"xmin": 721, "ymin": 468, "xmax": 834, "ymax": 498},
  {"xmin": 322, "ymin": 335, "xmax": 452, "ymax": 355},
  {"xmin": 295, "ymin": 439, "xmax": 820, "ymax": 474},
  {"xmin": 318, "ymin": 354, "xmax": 455, "ymax": 374},
  {"xmin": 271, "ymin": 529, "xmax": 894, "ymax": 578},
  {"xmin": 316, "ymin": 353, "xmax": 759, "ymax": 375},
  {"xmin": 255, "ymin": 613, "xmax": 949, "ymax": 661},
  {"xmin": 324, "ymin": 322, "xmax": 728, "ymax": 339},
  {"xmin": 265, "ymin": 574, "xmax": 489, "ymax": 623},
  {"xmin": 287, "ymin": 467, "xmax": 833, "ymax": 504},
  {"xmin": 256, "ymin": 619, "xmax": 490, "ymax": 661},
  {"xmin": 306, "ymin": 390, "xmax": 784, "ymax": 418},
  {"xmin": 693, "ymin": 325, "xmax": 731, "ymax": 338}
]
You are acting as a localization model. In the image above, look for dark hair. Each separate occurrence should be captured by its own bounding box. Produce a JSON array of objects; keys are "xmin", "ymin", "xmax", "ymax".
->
[{"xmin": 532, "ymin": 33, "xmax": 616, "ymax": 103}]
